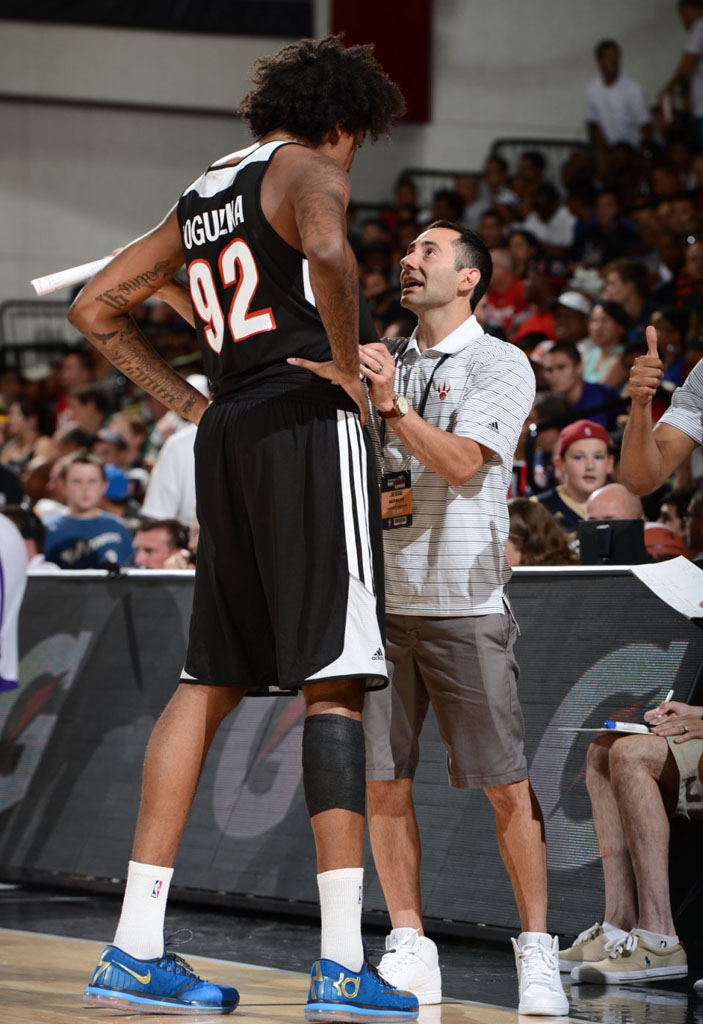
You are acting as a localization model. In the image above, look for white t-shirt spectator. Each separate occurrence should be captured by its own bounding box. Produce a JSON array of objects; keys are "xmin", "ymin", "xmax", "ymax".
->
[
  {"xmin": 585, "ymin": 74, "xmax": 650, "ymax": 148},
  {"xmin": 141, "ymin": 422, "xmax": 197, "ymax": 528},
  {"xmin": 523, "ymin": 206, "xmax": 576, "ymax": 248},
  {"xmin": 685, "ymin": 18, "xmax": 703, "ymax": 118}
]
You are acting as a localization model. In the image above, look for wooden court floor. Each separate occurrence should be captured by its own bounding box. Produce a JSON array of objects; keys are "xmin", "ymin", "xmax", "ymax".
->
[{"xmin": 0, "ymin": 928, "xmax": 594, "ymax": 1024}]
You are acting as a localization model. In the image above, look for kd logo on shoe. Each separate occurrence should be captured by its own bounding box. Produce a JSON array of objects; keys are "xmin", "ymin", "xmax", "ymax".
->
[{"xmin": 332, "ymin": 973, "xmax": 360, "ymax": 999}]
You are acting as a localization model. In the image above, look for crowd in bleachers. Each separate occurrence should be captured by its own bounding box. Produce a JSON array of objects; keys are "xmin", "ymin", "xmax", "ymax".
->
[{"xmin": 4, "ymin": 20, "xmax": 703, "ymax": 572}]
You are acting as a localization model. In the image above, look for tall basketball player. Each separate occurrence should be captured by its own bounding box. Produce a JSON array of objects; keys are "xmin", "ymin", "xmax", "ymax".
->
[{"xmin": 69, "ymin": 36, "xmax": 416, "ymax": 1021}]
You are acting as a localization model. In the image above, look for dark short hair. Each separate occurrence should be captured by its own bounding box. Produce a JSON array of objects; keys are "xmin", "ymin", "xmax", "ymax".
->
[
  {"xmin": 237, "ymin": 35, "xmax": 406, "ymax": 146},
  {"xmin": 432, "ymin": 189, "xmax": 465, "ymax": 220},
  {"xmin": 546, "ymin": 341, "xmax": 582, "ymax": 365},
  {"xmin": 486, "ymin": 154, "xmax": 508, "ymax": 174},
  {"xmin": 520, "ymin": 150, "xmax": 546, "ymax": 172},
  {"xmin": 70, "ymin": 384, "xmax": 112, "ymax": 415},
  {"xmin": 136, "ymin": 517, "xmax": 188, "ymax": 551},
  {"xmin": 425, "ymin": 220, "xmax": 493, "ymax": 310},
  {"xmin": 62, "ymin": 348, "xmax": 93, "ymax": 372},
  {"xmin": 2, "ymin": 504, "xmax": 45, "ymax": 553},
  {"xmin": 595, "ymin": 38, "xmax": 620, "ymax": 61}
]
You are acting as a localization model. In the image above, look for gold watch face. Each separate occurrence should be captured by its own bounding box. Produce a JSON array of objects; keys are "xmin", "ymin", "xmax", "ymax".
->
[{"xmin": 396, "ymin": 395, "xmax": 409, "ymax": 416}]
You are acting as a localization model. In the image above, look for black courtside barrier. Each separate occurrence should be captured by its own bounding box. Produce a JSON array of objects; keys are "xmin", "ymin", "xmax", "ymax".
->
[{"xmin": 1, "ymin": 568, "xmax": 702, "ymax": 946}]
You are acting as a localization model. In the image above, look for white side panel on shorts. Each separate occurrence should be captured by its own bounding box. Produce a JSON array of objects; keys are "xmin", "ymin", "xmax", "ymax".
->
[
  {"xmin": 336, "ymin": 410, "xmax": 374, "ymax": 592},
  {"xmin": 306, "ymin": 574, "xmax": 385, "ymax": 681}
]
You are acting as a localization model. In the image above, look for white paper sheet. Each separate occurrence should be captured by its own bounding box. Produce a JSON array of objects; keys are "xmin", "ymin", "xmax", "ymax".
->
[{"xmin": 630, "ymin": 555, "xmax": 703, "ymax": 620}]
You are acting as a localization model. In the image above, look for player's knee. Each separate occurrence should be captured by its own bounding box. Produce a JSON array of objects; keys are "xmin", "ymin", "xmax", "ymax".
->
[
  {"xmin": 608, "ymin": 734, "xmax": 650, "ymax": 774},
  {"xmin": 366, "ymin": 778, "xmax": 412, "ymax": 816},
  {"xmin": 302, "ymin": 713, "xmax": 365, "ymax": 818}
]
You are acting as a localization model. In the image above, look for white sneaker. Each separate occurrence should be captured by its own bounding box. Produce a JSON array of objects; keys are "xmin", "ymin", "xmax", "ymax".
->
[
  {"xmin": 377, "ymin": 928, "xmax": 442, "ymax": 1005},
  {"xmin": 512, "ymin": 932, "xmax": 569, "ymax": 1016}
]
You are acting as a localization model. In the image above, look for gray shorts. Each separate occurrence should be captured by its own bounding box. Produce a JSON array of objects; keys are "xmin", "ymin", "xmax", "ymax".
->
[
  {"xmin": 364, "ymin": 611, "xmax": 528, "ymax": 789},
  {"xmin": 667, "ymin": 736, "xmax": 703, "ymax": 821}
]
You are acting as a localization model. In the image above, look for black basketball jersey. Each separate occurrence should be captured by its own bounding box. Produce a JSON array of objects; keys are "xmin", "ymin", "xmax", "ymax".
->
[{"xmin": 177, "ymin": 140, "xmax": 375, "ymax": 400}]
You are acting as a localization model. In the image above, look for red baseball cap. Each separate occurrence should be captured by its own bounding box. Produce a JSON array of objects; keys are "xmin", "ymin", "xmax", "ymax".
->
[{"xmin": 558, "ymin": 419, "xmax": 611, "ymax": 456}]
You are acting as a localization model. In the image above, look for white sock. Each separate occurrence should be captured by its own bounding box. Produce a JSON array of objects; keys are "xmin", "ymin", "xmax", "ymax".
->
[
  {"xmin": 637, "ymin": 927, "xmax": 679, "ymax": 949},
  {"xmin": 603, "ymin": 921, "xmax": 629, "ymax": 941},
  {"xmin": 317, "ymin": 868, "xmax": 364, "ymax": 972},
  {"xmin": 113, "ymin": 860, "xmax": 173, "ymax": 960}
]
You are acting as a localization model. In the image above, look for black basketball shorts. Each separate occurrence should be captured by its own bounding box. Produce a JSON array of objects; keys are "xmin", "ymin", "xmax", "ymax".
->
[{"xmin": 181, "ymin": 391, "xmax": 387, "ymax": 694}]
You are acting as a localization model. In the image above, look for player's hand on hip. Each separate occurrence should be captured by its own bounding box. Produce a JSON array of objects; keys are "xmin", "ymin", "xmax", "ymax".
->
[
  {"xmin": 287, "ymin": 356, "xmax": 368, "ymax": 427},
  {"xmin": 359, "ymin": 342, "xmax": 396, "ymax": 413},
  {"xmin": 628, "ymin": 326, "xmax": 663, "ymax": 406}
]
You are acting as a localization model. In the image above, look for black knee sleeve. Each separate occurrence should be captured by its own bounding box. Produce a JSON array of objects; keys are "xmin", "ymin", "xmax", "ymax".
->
[{"xmin": 302, "ymin": 713, "xmax": 366, "ymax": 817}]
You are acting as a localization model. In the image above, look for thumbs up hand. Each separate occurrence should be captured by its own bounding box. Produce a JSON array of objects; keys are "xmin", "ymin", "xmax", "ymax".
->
[{"xmin": 627, "ymin": 325, "xmax": 664, "ymax": 407}]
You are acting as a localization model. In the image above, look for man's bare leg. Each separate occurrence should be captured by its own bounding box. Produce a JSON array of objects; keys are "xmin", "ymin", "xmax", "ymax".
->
[
  {"xmin": 132, "ymin": 682, "xmax": 244, "ymax": 865},
  {"xmin": 586, "ymin": 735, "xmax": 638, "ymax": 930},
  {"xmin": 367, "ymin": 779, "xmax": 423, "ymax": 931},
  {"xmin": 608, "ymin": 734, "xmax": 679, "ymax": 936},
  {"xmin": 485, "ymin": 779, "xmax": 547, "ymax": 933}
]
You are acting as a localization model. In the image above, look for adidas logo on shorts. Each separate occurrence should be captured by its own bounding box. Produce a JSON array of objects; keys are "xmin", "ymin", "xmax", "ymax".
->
[{"xmin": 371, "ymin": 648, "xmax": 385, "ymax": 662}]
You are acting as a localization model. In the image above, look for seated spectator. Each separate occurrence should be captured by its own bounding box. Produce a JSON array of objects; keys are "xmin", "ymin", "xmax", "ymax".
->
[
  {"xmin": 543, "ymin": 342, "xmax": 622, "ymax": 429},
  {"xmin": 552, "ymin": 291, "xmax": 593, "ymax": 355},
  {"xmin": 464, "ymin": 155, "xmax": 519, "ymax": 227},
  {"xmin": 512, "ymin": 149, "xmax": 547, "ymax": 214},
  {"xmin": 523, "ymin": 183, "xmax": 577, "ymax": 256},
  {"xmin": 134, "ymin": 518, "xmax": 188, "ymax": 569},
  {"xmin": 1, "ymin": 503, "xmax": 58, "ymax": 572},
  {"xmin": 601, "ymin": 258, "xmax": 653, "ymax": 343},
  {"xmin": 54, "ymin": 349, "xmax": 93, "ymax": 428},
  {"xmin": 507, "ymin": 228, "xmax": 542, "ymax": 279},
  {"xmin": 44, "ymin": 452, "xmax": 134, "ymax": 569},
  {"xmin": 511, "ymin": 266, "xmax": 561, "ymax": 344},
  {"xmin": 649, "ymin": 307, "xmax": 692, "ymax": 390},
  {"xmin": 53, "ymin": 423, "xmax": 96, "ymax": 458},
  {"xmin": 481, "ymin": 249, "xmax": 527, "ymax": 334},
  {"xmin": 505, "ymin": 498, "xmax": 578, "ymax": 566},
  {"xmin": 582, "ymin": 302, "xmax": 630, "ymax": 389},
  {"xmin": 477, "ymin": 208, "xmax": 506, "ymax": 249},
  {"xmin": 658, "ymin": 486, "xmax": 694, "ymax": 537},
  {"xmin": 535, "ymin": 420, "xmax": 613, "ymax": 531},
  {"xmin": 164, "ymin": 516, "xmax": 199, "ymax": 569},
  {"xmin": 560, "ymin": 698, "xmax": 701, "ymax": 984},
  {"xmin": 585, "ymin": 482, "xmax": 644, "ymax": 520},
  {"xmin": 91, "ymin": 428, "xmax": 130, "ymax": 469},
  {"xmin": 108, "ymin": 412, "xmax": 150, "ymax": 468},
  {"xmin": 526, "ymin": 393, "xmax": 573, "ymax": 492},
  {"xmin": 430, "ymin": 189, "xmax": 464, "ymax": 225},
  {"xmin": 569, "ymin": 188, "xmax": 639, "ymax": 267},
  {"xmin": 34, "ymin": 457, "xmax": 68, "ymax": 524},
  {"xmin": 1, "ymin": 398, "xmax": 53, "ymax": 475},
  {"xmin": 141, "ymin": 418, "xmax": 198, "ymax": 529},
  {"xmin": 65, "ymin": 385, "xmax": 112, "ymax": 436}
]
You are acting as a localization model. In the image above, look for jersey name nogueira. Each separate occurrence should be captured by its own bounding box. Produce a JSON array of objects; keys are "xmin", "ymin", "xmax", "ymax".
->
[
  {"xmin": 176, "ymin": 139, "xmax": 377, "ymax": 402},
  {"xmin": 181, "ymin": 196, "xmax": 245, "ymax": 250}
]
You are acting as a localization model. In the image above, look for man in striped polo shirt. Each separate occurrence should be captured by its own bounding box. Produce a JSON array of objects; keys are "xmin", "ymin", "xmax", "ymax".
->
[{"xmin": 360, "ymin": 222, "xmax": 568, "ymax": 1017}]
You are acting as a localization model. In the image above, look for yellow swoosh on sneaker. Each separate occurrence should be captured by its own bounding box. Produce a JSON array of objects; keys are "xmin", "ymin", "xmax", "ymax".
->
[{"xmin": 114, "ymin": 961, "xmax": 152, "ymax": 985}]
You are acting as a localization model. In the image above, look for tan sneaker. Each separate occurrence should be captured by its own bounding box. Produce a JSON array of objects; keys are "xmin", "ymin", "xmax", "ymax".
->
[
  {"xmin": 558, "ymin": 923, "xmax": 610, "ymax": 972},
  {"xmin": 571, "ymin": 929, "xmax": 687, "ymax": 984}
]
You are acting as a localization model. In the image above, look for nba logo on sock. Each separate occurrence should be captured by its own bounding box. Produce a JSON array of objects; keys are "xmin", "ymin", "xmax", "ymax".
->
[{"xmin": 151, "ymin": 880, "xmax": 163, "ymax": 899}]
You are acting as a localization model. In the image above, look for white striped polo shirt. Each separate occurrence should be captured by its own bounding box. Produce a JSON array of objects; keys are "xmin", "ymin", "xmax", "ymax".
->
[
  {"xmin": 659, "ymin": 358, "xmax": 703, "ymax": 444},
  {"xmin": 380, "ymin": 315, "xmax": 535, "ymax": 616}
]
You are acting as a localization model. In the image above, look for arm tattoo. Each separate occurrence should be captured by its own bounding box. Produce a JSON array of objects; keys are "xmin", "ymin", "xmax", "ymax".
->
[
  {"xmin": 295, "ymin": 161, "xmax": 359, "ymax": 378},
  {"xmin": 86, "ymin": 317, "xmax": 205, "ymax": 421},
  {"xmin": 95, "ymin": 259, "xmax": 174, "ymax": 311}
]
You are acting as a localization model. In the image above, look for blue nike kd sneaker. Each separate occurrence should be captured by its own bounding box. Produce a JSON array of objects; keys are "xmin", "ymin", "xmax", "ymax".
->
[
  {"xmin": 305, "ymin": 956, "xmax": 419, "ymax": 1021},
  {"xmin": 83, "ymin": 944, "xmax": 239, "ymax": 1014}
]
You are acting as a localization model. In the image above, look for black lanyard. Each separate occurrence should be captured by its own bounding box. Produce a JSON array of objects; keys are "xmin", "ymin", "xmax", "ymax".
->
[{"xmin": 380, "ymin": 352, "xmax": 451, "ymax": 449}]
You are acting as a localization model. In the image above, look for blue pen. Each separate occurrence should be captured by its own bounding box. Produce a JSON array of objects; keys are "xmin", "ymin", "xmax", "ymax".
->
[{"xmin": 604, "ymin": 720, "xmax": 650, "ymax": 734}]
